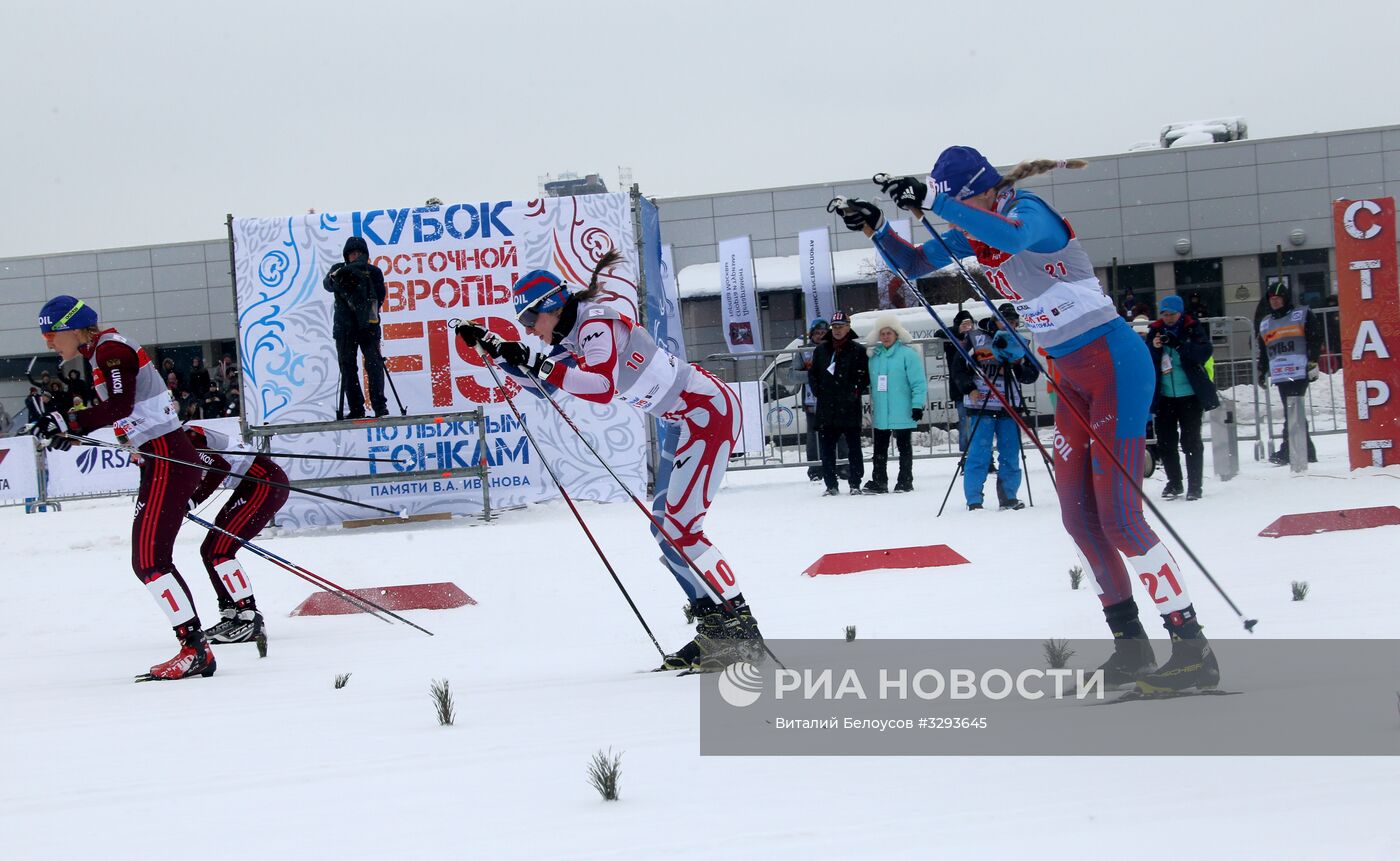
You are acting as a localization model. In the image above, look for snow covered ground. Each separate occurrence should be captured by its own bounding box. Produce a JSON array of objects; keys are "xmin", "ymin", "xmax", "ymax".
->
[{"xmin": 3, "ymin": 432, "xmax": 1400, "ymax": 859}]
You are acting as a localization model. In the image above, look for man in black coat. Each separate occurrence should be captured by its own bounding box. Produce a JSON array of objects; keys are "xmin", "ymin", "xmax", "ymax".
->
[
  {"xmin": 25, "ymin": 387, "xmax": 45, "ymax": 425},
  {"xmin": 188, "ymin": 357, "xmax": 212, "ymax": 400},
  {"xmin": 810, "ymin": 311, "xmax": 869, "ymax": 495},
  {"xmin": 323, "ymin": 235, "xmax": 389, "ymax": 418},
  {"xmin": 1146, "ymin": 295, "xmax": 1219, "ymax": 500}
]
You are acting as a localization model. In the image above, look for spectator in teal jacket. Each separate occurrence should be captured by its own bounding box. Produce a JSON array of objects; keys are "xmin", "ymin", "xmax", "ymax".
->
[{"xmin": 863, "ymin": 314, "xmax": 927, "ymax": 493}]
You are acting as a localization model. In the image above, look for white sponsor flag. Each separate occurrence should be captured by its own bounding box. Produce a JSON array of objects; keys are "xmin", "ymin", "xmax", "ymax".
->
[
  {"xmin": 797, "ymin": 228, "xmax": 837, "ymax": 328},
  {"xmin": 717, "ymin": 235, "xmax": 763, "ymax": 353}
]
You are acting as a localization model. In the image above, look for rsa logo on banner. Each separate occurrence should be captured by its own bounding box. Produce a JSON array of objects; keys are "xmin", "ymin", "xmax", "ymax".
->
[
  {"xmin": 76, "ymin": 447, "xmax": 133, "ymax": 474},
  {"xmin": 1334, "ymin": 197, "xmax": 1400, "ymax": 468}
]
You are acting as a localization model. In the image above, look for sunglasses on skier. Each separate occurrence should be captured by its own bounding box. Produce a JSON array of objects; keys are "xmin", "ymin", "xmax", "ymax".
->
[{"xmin": 515, "ymin": 284, "xmax": 570, "ymax": 328}]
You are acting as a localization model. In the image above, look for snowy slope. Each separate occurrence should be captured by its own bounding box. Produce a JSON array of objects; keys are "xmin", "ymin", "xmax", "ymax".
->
[{"xmin": 3, "ymin": 433, "xmax": 1400, "ymax": 859}]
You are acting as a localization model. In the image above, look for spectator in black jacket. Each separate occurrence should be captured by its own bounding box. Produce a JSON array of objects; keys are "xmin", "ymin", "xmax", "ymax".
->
[
  {"xmin": 810, "ymin": 311, "xmax": 869, "ymax": 496},
  {"xmin": 159, "ymin": 356, "xmax": 184, "ymax": 391},
  {"xmin": 937, "ymin": 309, "xmax": 977, "ymax": 453},
  {"xmin": 202, "ymin": 382, "xmax": 227, "ymax": 419},
  {"xmin": 1146, "ymin": 295, "xmax": 1219, "ymax": 500},
  {"xmin": 188, "ymin": 357, "xmax": 212, "ymax": 399},
  {"xmin": 65, "ymin": 369, "xmax": 91, "ymax": 405},
  {"xmin": 323, "ymin": 235, "xmax": 388, "ymax": 418},
  {"xmin": 25, "ymin": 387, "xmax": 45, "ymax": 425}
]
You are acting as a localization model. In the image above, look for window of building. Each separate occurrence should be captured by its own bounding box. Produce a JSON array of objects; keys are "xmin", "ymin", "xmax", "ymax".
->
[
  {"xmin": 1104, "ymin": 263, "xmax": 1156, "ymax": 316},
  {"xmin": 1173, "ymin": 258, "xmax": 1224, "ymax": 318},
  {"xmin": 1258, "ymin": 249, "xmax": 1331, "ymax": 309}
]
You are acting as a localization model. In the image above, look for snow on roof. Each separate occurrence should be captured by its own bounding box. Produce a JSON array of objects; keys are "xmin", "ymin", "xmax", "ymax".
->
[{"xmin": 677, "ymin": 247, "xmax": 980, "ymax": 299}]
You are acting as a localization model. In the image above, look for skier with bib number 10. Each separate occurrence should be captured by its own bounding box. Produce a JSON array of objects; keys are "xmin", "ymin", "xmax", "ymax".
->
[{"xmin": 454, "ymin": 250, "xmax": 766, "ymax": 672}]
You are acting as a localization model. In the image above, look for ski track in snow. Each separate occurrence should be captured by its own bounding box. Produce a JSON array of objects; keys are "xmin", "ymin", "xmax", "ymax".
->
[{"xmin": 3, "ymin": 433, "xmax": 1399, "ymax": 859}]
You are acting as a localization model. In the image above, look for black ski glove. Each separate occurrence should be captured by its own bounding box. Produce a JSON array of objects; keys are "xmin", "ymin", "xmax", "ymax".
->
[
  {"xmin": 911, "ymin": 407, "xmax": 924, "ymax": 422},
  {"xmin": 36, "ymin": 411, "xmax": 75, "ymax": 451},
  {"xmin": 455, "ymin": 321, "xmax": 505, "ymax": 358},
  {"xmin": 497, "ymin": 341, "xmax": 549, "ymax": 375},
  {"xmin": 878, "ymin": 175, "xmax": 928, "ymax": 212},
  {"xmin": 835, "ymin": 198, "xmax": 885, "ymax": 233}
]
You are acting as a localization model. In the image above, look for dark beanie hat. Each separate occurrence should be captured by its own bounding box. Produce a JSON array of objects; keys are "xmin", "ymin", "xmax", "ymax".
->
[{"xmin": 343, "ymin": 236, "xmax": 370, "ymax": 260}]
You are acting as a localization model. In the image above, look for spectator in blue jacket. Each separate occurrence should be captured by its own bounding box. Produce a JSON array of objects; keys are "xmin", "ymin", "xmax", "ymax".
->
[
  {"xmin": 1146, "ymin": 295, "xmax": 1218, "ymax": 500},
  {"xmin": 863, "ymin": 315, "xmax": 928, "ymax": 493},
  {"xmin": 954, "ymin": 305, "xmax": 1040, "ymax": 510}
]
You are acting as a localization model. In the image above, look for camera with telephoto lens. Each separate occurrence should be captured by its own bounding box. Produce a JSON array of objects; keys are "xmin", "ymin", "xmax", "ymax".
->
[{"xmin": 992, "ymin": 331, "xmax": 1011, "ymax": 351}]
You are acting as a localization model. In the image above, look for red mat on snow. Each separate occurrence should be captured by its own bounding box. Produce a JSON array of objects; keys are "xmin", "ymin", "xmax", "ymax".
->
[
  {"xmin": 803, "ymin": 544, "xmax": 969, "ymax": 576},
  {"xmin": 291, "ymin": 582, "xmax": 476, "ymax": 616},
  {"xmin": 1258, "ymin": 506, "xmax": 1400, "ymax": 538}
]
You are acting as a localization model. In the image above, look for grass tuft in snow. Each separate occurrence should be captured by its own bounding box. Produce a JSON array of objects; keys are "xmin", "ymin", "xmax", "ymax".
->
[
  {"xmin": 682, "ymin": 602, "xmax": 696, "ymax": 625},
  {"xmin": 256, "ymin": 633, "xmax": 268, "ymax": 658},
  {"xmin": 1069, "ymin": 565, "xmax": 1084, "ymax": 590},
  {"xmin": 1291, "ymin": 581, "xmax": 1309, "ymax": 602},
  {"xmin": 1042, "ymin": 638, "xmax": 1075, "ymax": 670},
  {"xmin": 587, "ymin": 748, "xmax": 623, "ymax": 801},
  {"xmin": 430, "ymin": 679, "xmax": 455, "ymax": 726},
  {"xmin": 334, "ymin": 673, "xmax": 352, "ymax": 689},
  {"xmin": 845, "ymin": 625, "xmax": 857, "ymax": 642}
]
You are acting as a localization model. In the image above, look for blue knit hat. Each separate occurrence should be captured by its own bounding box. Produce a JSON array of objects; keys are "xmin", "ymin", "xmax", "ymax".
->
[
  {"xmin": 1159, "ymin": 295, "xmax": 1185, "ymax": 315},
  {"xmin": 512, "ymin": 269, "xmax": 569, "ymax": 322},
  {"xmin": 38, "ymin": 295, "xmax": 98, "ymax": 333},
  {"xmin": 929, "ymin": 146, "xmax": 1002, "ymax": 201}
]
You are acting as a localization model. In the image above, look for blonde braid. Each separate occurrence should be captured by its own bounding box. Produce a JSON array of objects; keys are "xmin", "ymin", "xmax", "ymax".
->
[{"xmin": 995, "ymin": 158, "xmax": 1088, "ymax": 190}]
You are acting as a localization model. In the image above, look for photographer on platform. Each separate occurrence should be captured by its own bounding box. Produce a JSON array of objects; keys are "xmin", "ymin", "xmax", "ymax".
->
[{"xmin": 323, "ymin": 236, "xmax": 388, "ymax": 419}]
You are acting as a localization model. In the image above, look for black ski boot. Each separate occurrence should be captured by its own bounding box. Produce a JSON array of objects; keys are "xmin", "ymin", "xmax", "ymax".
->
[
  {"xmin": 1161, "ymin": 481, "xmax": 1183, "ymax": 499},
  {"xmin": 862, "ymin": 480, "xmax": 888, "ymax": 494},
  {"xmin": 206, "ymin": 599, "xmax": 265, "ymax": 645},
  {"xmin": 658, "ymin": 595, "xmax": 764, "ymax": 672},
  {"xmin": 1095, "ymin": 599, "xmax": 1157, "ymax": 688},
  {"xmin": 1137, "ymin": 606, "xmax": 1219, "ymax": 693}
]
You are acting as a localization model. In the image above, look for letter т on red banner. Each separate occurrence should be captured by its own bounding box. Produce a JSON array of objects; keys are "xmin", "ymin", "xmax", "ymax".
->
[{"xmin": 1334, "ymin": 197, "xmax": 1400, "ymax": 468}]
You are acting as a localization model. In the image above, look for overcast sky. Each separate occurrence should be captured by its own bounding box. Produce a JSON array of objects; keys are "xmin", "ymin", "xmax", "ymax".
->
[{"xmin": 3, "ymin": 0, "xmax": 1396, "ymax": 258}]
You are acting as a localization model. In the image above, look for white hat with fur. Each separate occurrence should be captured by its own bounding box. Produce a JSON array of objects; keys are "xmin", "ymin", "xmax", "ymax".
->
[{"xmin": 864, "ymin": 313, "xmax": 914, "ymax": 351}]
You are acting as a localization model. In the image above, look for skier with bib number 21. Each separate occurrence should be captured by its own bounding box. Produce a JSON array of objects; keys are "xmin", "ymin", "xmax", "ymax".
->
[{"xmin": 834, "ymin": 148, "xmax": 1219, "ymax": 693}]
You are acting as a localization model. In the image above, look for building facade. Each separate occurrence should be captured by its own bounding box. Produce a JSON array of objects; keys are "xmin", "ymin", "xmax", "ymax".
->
[{"xmin": 3, "ymin": 124, "xmax": 1399, "ymax": 414}]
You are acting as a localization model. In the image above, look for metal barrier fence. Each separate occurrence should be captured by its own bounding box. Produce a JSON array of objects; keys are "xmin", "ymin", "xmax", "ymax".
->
[
  {"xmin": 703, "ymin": 309, "xmax": 1348, "ymax": 473},
  {"xmin": 703, "ymin": 335, "xmax": 1052, "ymax": 472}
]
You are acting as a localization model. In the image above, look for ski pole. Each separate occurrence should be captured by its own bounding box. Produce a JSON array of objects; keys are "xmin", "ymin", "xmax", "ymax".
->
[
  {"xmin": 65, "ymin": 433, "xmax": 407, "ymax": 519},
  {"xmin": 383, "ymin": 363, "xmax": 408, "ymax": 416},
  {"xmin": 196, "ymin": 448, "xmax": 403, "ymax": 466},
  {"xmin": 512, "ymin": 362, "xmax": 787, "ymax": 671},
  {"xmin": 185, "ymin": 513, "xmax": 434, "ymax": 635},
  {"xmin": 472, "ymin": 348, "xmax": 667, "ymax": 661},
  {"xmin": 892, "ymin": 195, "xmax": 1257, "ymax": 632}
]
